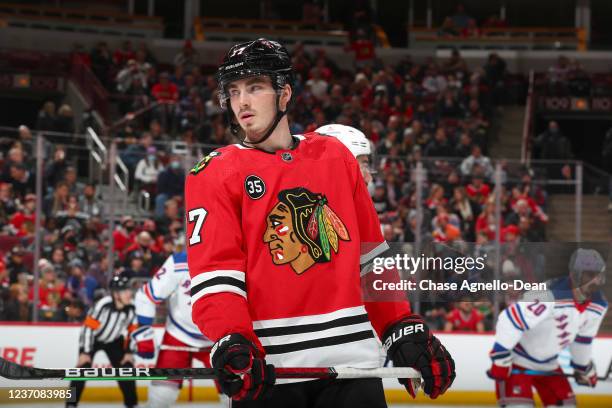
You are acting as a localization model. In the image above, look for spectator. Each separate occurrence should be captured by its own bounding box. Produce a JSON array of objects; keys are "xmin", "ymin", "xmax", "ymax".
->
[
  {"xmin": 155, "ymin": 198, "xmax": 181, "ymax": 237},
  {"xmin": 113, "ymin": 40, "xmax": 136, "ymax": 67},
  {"xmin": 155, "ymin": 157, "xmax": 185, "ymax": 217},
  {"xmin": 432, "ymin": 212, "xmax": 461, "ymax": 243},
  {"xmin": 6, "ymin": 164, "xmax": 34, "ymax": 201},
  {"xmin": 455, "ymin": 132, "xmax": 473, "ymax": 158},
  {"xmin": 442, "ymin": 49, "xmax": 468, "ymax": 75},
  {"xmin": 450, "ymin": 4, "xmax": 472, "ymax": 30},
  {"xmin": 460, "ymin": 145, "xmax": 494, "ymax": 178},
  {"xmin": 29, "ymin": 259, "xmax": 66, "ymax": 312},
  {"xmin": 174, "ymin": 40, "xmax": 200, "ymax": 71},
  {"xmin": 461, "ymin": 19, "xmax": 480, "ymax": 37},
  {"xmin": 152, "ymin": 72, "xmax": 179, "ymax": 126},
  {"xmin": 466, "ymin": 174, "xmax": 491, "ymax": 205},
  {"xmin": 444, "ymin": 295, "xmax": 485, "ymax": 332},
  {"xmin": 63, "ymin": 166, "xmax": 84, "ymax": 196},
  {"xmin": 438, "ymin": 17, "xmax": 459, "ymax": 37},
  {"xmin": 0, "ymin": 183, "xmax": 16, "ymax": 226},
  {"xmin": 425, "ymin": 127, "xmax": 455, "ymax": 157},
  {"xmin": 3, "ymin": 283, "xmax": 31, "ymax": 321},
  {"xmin": 43, "ymin": 181, "xmax": 69, "ymax": 219},
  {"xmin": 35, "ymin": 101, "xmax": 57, "ymax": 131},
  {"xmin": 306, "ymin": 67, "xmax": 329, "ymax": 101},
  {"xmin": 50, "ymin": 246, "xmax": 68, "ymax": 278},
  {"xmin": 134, "ymin": 147, "xmax": 163, "ymax": 193},
  {"xmin": 1, "ymin": 147, "xmax": 26, "ymax": 179},
  {"xmin": 65, "ymin": 259, "xmax": 97, "ymax": 305},
  {"xmin": 113, "ymin": 216, "xmax": 138, "ymax": 254},
  {"xmin": 79, "ymin": 184, "xmax": 103, "ymax": 218},
  {"xmin": 450, "ymin": 186, "xmax": 479, "ymax": 241},
  {"xmin": 484, "ymin": 53, "xmax": 507, "ymax": 87},
  {"xmin": 54, "ymin": 298, "xmax": 86, "ymax": 323},
  {"xmin": 91, "ymin": 41, "xmax": 113, "ymax": 88},
  {"xmin": 6, "ymin": 246, "xmax": 29, "ymax": 284},
  {"xmin": 534, "ymin": 120, "xmax": 573, "ymax": 160},
  {"xmin": 116, "ymin": 59, "xmax": 147, "ymax": 94},
  {"xmin": 347, "ymin": 28, "xmax": 375, "ymax": 68},
  {"xmin": 9, "ymin": 193, "xmax": 36, "ymax": 237},
  {"xmin": 44, "ymin": 146, "xmax": 69, "ymax": 192},
  {"xmin": 55, "ymin": 104, "xmax": 75, "ymax": 134},
  {"xmin": 125, "ymin": 231, "xmax": 161, "ymax": 273},
  {"xmin": 475, "ymin": 198, "xmax": 501, "ymax": 241}
]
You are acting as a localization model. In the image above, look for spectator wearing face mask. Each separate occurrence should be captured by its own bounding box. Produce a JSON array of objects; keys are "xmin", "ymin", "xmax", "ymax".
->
[
  {"xmin": 155, "ymin": 157, "xmax": 185, "ymax": 217},
  {"xmin": 134, "ymin": 146, "xmax": 163, "ymax": 195}
]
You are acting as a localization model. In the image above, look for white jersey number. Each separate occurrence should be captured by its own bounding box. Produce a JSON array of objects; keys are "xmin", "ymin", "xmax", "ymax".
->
[{"xmin": 188, "ymin": 207, "xmax": 208, "ymax": 245}]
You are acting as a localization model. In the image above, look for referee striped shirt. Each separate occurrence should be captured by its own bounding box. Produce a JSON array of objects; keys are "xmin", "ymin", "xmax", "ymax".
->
[{"xmin": 79, "ymin": 295, "xmax": 136, "ymax": 354}]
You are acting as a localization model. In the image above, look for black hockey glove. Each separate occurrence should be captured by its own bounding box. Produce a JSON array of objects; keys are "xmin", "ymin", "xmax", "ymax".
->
[
  {"xmin": 383, "ymin": 315, "xmax": 455, "ymax": 399},
  {"xmin": 211, "ymin": 333, "xmax": 275, "ymax": 401}
]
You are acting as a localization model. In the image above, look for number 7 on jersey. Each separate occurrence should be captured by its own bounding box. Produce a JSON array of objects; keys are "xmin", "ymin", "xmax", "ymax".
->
[{"xmin": 188, "ymin": 207, "xmax": 208, "ymax": 245}]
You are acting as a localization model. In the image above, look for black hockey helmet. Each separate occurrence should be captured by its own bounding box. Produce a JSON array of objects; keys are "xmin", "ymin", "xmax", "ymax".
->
[
  {"xmin": 215, "ymin": 38, "xmax": 293, "ymax": 144},
  {"xmin": 109, "ymin": 274, "xmax": 131, "ymax": 292},
  {"xmin": 216, "ymin": 38, "xmax": 293, "ymax": 109}
]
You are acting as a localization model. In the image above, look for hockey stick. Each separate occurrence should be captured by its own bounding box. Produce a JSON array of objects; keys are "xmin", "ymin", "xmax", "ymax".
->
[
  {"xmin": 511, "ymin": 360, "xmax": 612, "ymax": 382},
  {"xmin": 0, "ymin": 357, "xmax": 420, "ymax": 382},
  {"xmin": 159, "ymin": 345, "xmax": 212, "ymax": 353}
]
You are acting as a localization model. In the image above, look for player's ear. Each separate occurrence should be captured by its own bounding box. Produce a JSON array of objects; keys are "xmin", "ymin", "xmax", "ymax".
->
[{"xmin": 279, "ymin": 84, "xmax": 292, "ymax": 111}]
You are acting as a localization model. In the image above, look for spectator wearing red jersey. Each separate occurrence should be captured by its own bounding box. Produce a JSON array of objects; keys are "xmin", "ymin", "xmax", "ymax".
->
[
  {"xmin": 9, "ymin": 194, "xmax": 36, "ymax": 237},
  {"xmin": 151, "ymin": 72, "xmax": 179, "ymax": 104},
  {"xmin": 113, "ymin": 40, "xmax": 136, "ymax": 67},
  {"xmin": 432, "ymin": 211, "xmax": 461, "ymax": 243},
  {"xmin": 348, "ymin": 29, "xmax": 375, "ymax": 68},
  {"xmin": 444, "ymin": 295, "xmax": 484, "ymax": 332},
  {"xmin": 466, "ymin": 174, "xmax": 491, "ymax": 205},
  {"xmin": 475, "ymin": 199, "xmax": 502, "ymax": 241},
  {"xmin": 28, "ymin": 259, "xmax": 66, "ymax": 310}
]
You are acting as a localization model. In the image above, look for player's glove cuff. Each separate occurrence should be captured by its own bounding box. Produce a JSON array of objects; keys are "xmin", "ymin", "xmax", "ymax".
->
[{"xmin": 383, "ymin": 315, "xmax": 456, "ymax": 399}]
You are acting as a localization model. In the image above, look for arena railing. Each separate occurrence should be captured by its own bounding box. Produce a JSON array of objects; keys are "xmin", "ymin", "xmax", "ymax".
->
[
  {"xmin": 198, "ymin": 17, "xmax": 348, "ymax": 46},
  {"xmin": 0, "ymin": 2, "xmax": 163, "ymax": 38},
  {"xmin": 408, "ymin": 27, "xmax": 584, "ymax": 50}
]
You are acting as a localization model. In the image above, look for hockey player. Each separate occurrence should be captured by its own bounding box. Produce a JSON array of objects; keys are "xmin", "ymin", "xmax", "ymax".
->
[
  {"xmin": 185, "ymin": 38, "xmax": 455, "ymax": 407},
  {"xmin": 315, "ymin": 124, "xmax": 374, "ymax": 185},
  {"xmin": 132, "ymin": 251, "xmax": 213, "ymax": 408},
  {"xmin": 489, "ymin": 248, "xmax": 608, "ymax": 407}
]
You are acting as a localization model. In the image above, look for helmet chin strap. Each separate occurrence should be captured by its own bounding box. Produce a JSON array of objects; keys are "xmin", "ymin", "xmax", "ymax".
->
[{"xmin": 231, "ymin": 92, "xmax": 288, "ymax": 149}]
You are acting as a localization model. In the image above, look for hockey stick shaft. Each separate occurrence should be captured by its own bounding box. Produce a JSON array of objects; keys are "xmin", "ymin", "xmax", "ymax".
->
[
  {"xmin": 0, "ymin": 357, "xmax": 419, "ymax": 381},
  {"xmin": 159, "ymin": 345, "xmax": 212, "ymax": 353},
  {"xmin": 511, "ymin": 368, "xmax": 611, "ymax": 381}
]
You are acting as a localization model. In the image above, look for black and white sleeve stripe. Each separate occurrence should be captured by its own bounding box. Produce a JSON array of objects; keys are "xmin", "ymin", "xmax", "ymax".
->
[
  {"xmin": 80, "ymin": 296, "xmax": 112, "ymax": 354},
  {"xmin": 190, "ymin": 270, "xmax": 247, "ymax": 304}
]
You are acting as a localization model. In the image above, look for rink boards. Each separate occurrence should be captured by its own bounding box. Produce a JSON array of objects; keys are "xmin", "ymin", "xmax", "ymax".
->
[{"xmin": 0, "ymin": 323, "xmax": 611, "ymax": 406}]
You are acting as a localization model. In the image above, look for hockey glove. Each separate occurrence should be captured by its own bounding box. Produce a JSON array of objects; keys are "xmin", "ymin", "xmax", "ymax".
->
[
  {"xmin": 211, "ymin": 333, "xmax": 275, "ymax": 401},
  {"xmin": 572, "ymin": 360, "xmax": 597, "ymax": 387},
  {"xmin": 383, "ymin": 315, "xmax": 455, "ymax": 399},
  {"xmin": 130, "ymin": 325, "xmax": 156, "ymax": 359},
  {"xmin": 487, "ymin": 342, "xmax": 512, "ymax": 380}
]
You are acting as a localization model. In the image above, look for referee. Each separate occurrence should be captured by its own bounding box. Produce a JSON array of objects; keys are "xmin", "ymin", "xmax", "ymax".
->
[{"xmin": 66, "ymin": 274, "xmax": 138, "ymax": 408}]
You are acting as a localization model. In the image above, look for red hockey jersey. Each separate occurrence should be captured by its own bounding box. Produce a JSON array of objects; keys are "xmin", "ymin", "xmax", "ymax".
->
[{"xmin": 185, "ymin": 132, "xmax": 410, "ymax": 373}]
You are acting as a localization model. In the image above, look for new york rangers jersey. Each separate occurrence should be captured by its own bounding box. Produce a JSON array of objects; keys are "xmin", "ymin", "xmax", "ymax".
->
[
  {"xmin": 135, "ymin": 252, "xmax": 211, "ymax": 348},
  {"xmin": 491, "ymin": 277, "xmax": 608, "ymax": 371},
  {"xmin": 185, "ymin": 133, "xmax": 411, "ymax": 378}
]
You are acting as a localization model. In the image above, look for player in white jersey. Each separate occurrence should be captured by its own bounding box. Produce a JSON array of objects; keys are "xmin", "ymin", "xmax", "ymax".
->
[
  {"xmin": 132, "ymin": 251, "xmax": 214, "ymax": 408},
  {"xmin": 488, "ymin": 248, "xmax": 608, "ymax": 407},
  {"xmin": 315, "ymin": 124, "xmax": 374, "ymax": 185}
]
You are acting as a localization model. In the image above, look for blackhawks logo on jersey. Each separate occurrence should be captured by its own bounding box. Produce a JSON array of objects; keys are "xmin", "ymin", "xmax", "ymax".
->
[
  {"xmin": 263, "ymin": 187, "xmax": 350, "ymax": 274},
  {"xmin": 190, "ymin": 151, "xmax": 221, "ymax": 175}
]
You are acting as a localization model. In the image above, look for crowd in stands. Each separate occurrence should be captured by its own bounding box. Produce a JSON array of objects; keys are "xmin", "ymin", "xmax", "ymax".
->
[
  {"xmin": 1, "ymin": 35, "xmax": 549, "ymax": 332},
  {"xmin": 438, "ymin": 4, "xmax": 508, "ymax": 38}
]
